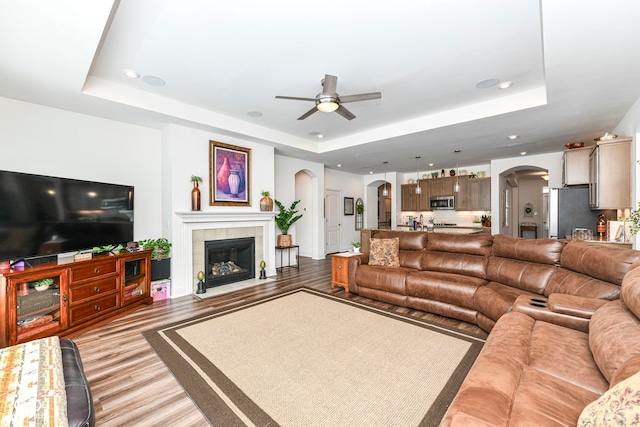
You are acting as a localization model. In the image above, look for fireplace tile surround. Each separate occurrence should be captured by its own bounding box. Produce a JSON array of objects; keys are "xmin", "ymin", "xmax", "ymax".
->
[{"xmin": 174, "ymin": 212, "xmax": 276, "ymax": 297}]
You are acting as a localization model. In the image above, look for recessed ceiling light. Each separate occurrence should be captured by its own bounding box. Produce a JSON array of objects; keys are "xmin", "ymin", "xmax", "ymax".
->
[
  {"xmin": 508, "ymin": 134, "xmax": 519, "ymax": 140},
  {"xmin": 337, "ymin": 164, "xmax": 342, "ymax": 167},
  {"xmin": 142, "ymin": 75, "xmax": 165, "ymax": 86},
  {"xmin": 247, "ymin": 111, "xmax": 262, "ymax": 117},
  {"xmin": 309, "ymin": 132, "xmax": 324, "ymax": 139},
  {"xmin": 369, "ymin": 171, "xmax": 373, "ymax": 174},
  {"xmin": 122, "ymin": 69, "xmax": 140, "ymax": 79},
  {"xmin": 476, "ymin": 78, "xmax": 499, "ymax": 89},
  {"xmin": 498, "ymin": 81, "xmax": 513, "ymax": 89},
  {"xmin": 428, "ymin": 163, "xmax": 434, "ymax": 167},
  {"xmin": 520, "ymin": 151, "xmax": 527, "ymax": 156}
]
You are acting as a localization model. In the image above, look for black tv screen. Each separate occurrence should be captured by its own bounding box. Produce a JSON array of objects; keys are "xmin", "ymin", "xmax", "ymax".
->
[{"xmin": 0, "ymin": 170, "xmax": 134, "ymax": 262}]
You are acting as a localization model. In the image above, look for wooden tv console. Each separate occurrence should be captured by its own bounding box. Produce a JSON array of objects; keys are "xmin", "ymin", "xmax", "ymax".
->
[{"xmin": 0, "ymin": 250, "xmax": 153, "ymax": 348}]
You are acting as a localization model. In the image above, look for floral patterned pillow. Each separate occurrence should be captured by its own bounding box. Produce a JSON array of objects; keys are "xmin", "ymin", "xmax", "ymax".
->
[
  {"xmin": 369, "ymin": 238, "xmax": 400, "ymax": 267},
  {"xmin": 578, "ymin": 371, "xmax": 640, "ymax": 427}
]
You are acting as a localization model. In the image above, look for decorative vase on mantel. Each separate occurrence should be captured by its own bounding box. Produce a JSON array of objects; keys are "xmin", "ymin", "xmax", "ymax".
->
[
  {"xmin": 260, "ymin": 191, "xmax": 274, "ymax": 212},
  {"xmin": 190, "ymin": 175, "xmax": 203, "ymax": 211}
]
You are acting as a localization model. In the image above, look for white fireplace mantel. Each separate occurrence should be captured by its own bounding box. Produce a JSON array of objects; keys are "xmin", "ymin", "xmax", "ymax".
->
[{"xmin": 172, "ymin": 211, "xmax": 276, "ymax": 297}]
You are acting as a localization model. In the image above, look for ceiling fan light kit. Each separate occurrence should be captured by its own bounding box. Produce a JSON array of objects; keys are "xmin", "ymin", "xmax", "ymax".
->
[{"xmin": 276, "ymin": 74, "xmax": 381, "ymax": 121}]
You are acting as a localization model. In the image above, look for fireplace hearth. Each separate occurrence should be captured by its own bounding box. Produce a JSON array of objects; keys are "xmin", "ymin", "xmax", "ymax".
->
[{"xmin": 205, "ymin": 237, "xmax": 255, "ymax": 288}]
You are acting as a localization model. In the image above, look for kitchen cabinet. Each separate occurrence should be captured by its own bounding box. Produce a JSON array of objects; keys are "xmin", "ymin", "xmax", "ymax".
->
[
  {"xmin": 401, "ymin": 184, "xmax": 418, "ymax": 211},
  {"xmin": 417, "ymin": 180, "xmax": 431, "ymax": 210},
  {"xmin": 467, "ymin": 177, "xmax": 491, "ymax": 211},
  {"xmin": 429, "ymin": 176, "xmax": 456, "ymax": 197},
  {"xmin": 589, "ymin": 138, "xmax": 631, "ymax": 209},
  {"xmin": 562, "ymin": 146, "xmax": 591, "ymax": 186},
  {"xmin": 454, "ymin": 176, "xmax": 469, "ymax": 211}
]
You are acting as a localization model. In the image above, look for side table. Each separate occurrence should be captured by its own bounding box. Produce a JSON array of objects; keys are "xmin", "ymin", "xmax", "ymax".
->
[
  {"xmin": 276, "ymin": 245, "xmax": 299, "ymax": 272},
  {"xmin": 330, "ymin": 252, "xmax": 359, "ymax": 292}
]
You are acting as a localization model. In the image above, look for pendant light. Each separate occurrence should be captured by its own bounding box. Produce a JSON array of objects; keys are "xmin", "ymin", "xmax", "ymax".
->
[
  {"xmin": 454, "ymin": 150, "xmax": 461, "ymax": 193},
  {"xmin": 415, "ymin": 156, "xmax": 421, "ymax": 195},
  {"xmin": 382, "ymin": 161, "xmax": 389, "ymax": 197}
]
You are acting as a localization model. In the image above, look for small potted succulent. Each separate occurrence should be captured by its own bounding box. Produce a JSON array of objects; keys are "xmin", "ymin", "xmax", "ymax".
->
[
  {"xmin": 351, "ymin": 241, "xmax": 362, "ymax": 253},
  {"xmin": 32, "ymin": 277, "xmax": 54, "ymax": 292}
]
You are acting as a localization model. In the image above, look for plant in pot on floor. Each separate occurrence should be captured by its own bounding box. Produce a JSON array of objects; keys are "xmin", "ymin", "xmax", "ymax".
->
[
  {"xmin": 138, "ymin": 238, "xmax": 172, "ymax": 281},
  {"xmin": 274, "ymin": 199, "xmax": 303, "ymax": 247}
]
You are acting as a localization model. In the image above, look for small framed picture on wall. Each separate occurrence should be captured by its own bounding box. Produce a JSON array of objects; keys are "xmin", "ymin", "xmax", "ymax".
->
[{"xmin": 344, "ymin": 197, "xmax": 354, "ymax": 215}]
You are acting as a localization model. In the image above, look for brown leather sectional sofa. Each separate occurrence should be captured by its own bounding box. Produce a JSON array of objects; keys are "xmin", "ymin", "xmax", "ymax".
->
[{"xmin": 347, "ymin": 231, "xmax": 640, "ymax": 426}]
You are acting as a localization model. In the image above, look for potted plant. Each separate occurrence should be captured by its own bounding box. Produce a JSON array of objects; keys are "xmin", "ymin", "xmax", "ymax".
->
[
  {"xmin": 274, "ymin": 199, "xmax": 303, "ymax": 247},
  {"xmin": 92, "ymin": 244, "xmax": 126, "ymax": 256},
  {"xmin": 32, "ymin": 277, "xmax": 54, "ymax": 292},
  {"xmin": 472, "ymin": 216, "xmax": 482, "ymax": 228},
  {"xmin": 138, "ymin": 238, "xmax": 172, "ymax": 280},
  {"xmin": 190, "ymin": 175, "xmax": 203, "ymax": 211},
  {"xmin": 351, "ymin": 241, "xmax": 362, "ymax": 253},
  {"xmin": 260, "ymin": 191, "xmax": 274, "ymax": 212},
  {"xmin": 427, "ymin": 216, "xmax": 435, "ymax": 231}
]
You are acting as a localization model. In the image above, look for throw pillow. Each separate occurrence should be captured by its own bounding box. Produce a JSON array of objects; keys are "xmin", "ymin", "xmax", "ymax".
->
[
  {"xmin": 577, "ymin": 371, "xmax": 640, "ymax": 427},
  {"xmin": 369, "ymin": 238, "xmax": 400, "ymax": 267}
]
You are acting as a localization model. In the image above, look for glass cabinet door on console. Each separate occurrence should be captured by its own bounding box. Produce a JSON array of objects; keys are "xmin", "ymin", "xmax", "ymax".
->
[
  {"xmin": 122, "ymin": 254, "xmax": 151, "ymax": 305},
  {"xmin": 9, "ymin": 270, "xmax": 68, "ymax": 344}
]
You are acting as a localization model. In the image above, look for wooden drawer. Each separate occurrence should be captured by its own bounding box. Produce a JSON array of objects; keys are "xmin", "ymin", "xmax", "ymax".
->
[
  {"xmin": 70, "ymin": 259, "xmax": 117, "ymax": 282},
  {"xmin": 69, "ymin": 277, "xmax": 118, "ymax": 304},
  {"xmin": 69, "ymin": 294, "xmax": 119, "ymax": 326}
]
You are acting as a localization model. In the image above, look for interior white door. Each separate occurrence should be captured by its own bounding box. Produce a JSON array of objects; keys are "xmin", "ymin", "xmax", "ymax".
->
[{"xmin": 325, "ymin": 190, "xmax": 341, "ymax": 254}]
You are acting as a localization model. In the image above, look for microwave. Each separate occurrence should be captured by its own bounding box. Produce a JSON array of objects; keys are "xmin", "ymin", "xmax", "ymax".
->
[{"xmin": 430, "ymin": 196, "xmax": 455, "ymax": 210}]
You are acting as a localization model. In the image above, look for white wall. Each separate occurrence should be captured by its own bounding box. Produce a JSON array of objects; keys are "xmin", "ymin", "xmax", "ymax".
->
[
  {"xmin": 0, "ymin": 96, "xmax": 163, "ymax": 241},
  {"xmin": 274, "ymin": 155, "xmax": 324, "ymax": 259},
  {"xmin": 325, "ymin": 168, "xmax": 365, "ymax": 251},
  {"xmin": 162, "ymin": 124, "xmax": 275, "ymax": 296},
  {"xmin": 295, "ymin": 171, "xmax": 313, "ymax": 255},
  {"xmin": 613, "ymin": 95, "xmax": 640, "ymax": 248}
]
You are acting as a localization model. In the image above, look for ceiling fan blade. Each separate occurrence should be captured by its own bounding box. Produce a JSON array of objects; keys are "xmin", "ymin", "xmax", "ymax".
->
[
  {"xmin": 339, "ymin": 92, "xmax": 382, "ymax": 103},
  {"xmin": 297, "ymin": 106, "xmax": 319, "ymax": 120},
  {"xmin": 335, "ymin": 105, "xmax": 356, "ymax": 120},
  {"xmin": 275, "ymin": 95, "xmax": 317, "ymax": 102},
  {"xmin": 322, "ymin": 74, "xmax": 337, "ymax": 96}
]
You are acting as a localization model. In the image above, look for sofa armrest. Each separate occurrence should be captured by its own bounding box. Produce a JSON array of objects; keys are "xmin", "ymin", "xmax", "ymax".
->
[
  {"xmin": 60, "ymin": 338, "xmax": 95, "ymax": 427},
  {"xmin": 547, "ymin": 293, "xmax": 609, "ymax": 319},
  {"xmin": 348, "ymin": 253, "xmax": 369, "ymax": 293},
  {"xmin": 511, "ymin": 295, "xmax": 590, "ymax": 332}
]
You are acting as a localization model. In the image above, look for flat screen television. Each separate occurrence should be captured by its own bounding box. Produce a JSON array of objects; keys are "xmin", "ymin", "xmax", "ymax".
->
[{"xmin": 0, "ymin": 170, "xmax": 134, "ymax": 263}]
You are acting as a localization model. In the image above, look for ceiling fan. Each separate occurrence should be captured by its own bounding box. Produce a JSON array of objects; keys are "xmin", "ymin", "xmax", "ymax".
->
[{"xmin": 275, "ymin": 74, "xmax": 381, "ymax": 121}]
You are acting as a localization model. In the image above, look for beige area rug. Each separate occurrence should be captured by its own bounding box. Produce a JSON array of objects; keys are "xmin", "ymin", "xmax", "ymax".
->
[{"xmin": 143, "ymin": 288, "xmax": 485, "ymax": 427}]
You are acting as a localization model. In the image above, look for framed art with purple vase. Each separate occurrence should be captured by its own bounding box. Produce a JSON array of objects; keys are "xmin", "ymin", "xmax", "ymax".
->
[{"xmin": 209, "ymin": 140, "xmax": 251, "ymax": 206}]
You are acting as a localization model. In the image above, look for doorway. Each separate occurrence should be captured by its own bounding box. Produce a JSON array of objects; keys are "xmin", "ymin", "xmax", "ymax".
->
[{"xmin": 325, "ymin": 189, "xmax": 341, "ymax": 254}]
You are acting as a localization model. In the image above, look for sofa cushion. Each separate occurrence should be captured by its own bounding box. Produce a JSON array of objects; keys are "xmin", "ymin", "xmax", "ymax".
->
[
  {"xmin": 492, "ymin": 234, "xmax": 566, "ymax": 265},
  {"xmin": 368, "ymin": 237, "xmax": 400, "ymax": 267},
  {"xmin": 426, "ymin": 232, "xmax": 492, "ymax": 256},
  {"xmin": 406, "ymin": 270, "xmax": 487, "ymax": 310},
  {"xmin": 487, "ymin": 257, "xmax": 556, "ymax": 294},
  {"xmin": 621, "ymin": 263, "xmax": 640, "ymax": 319},
  {"xmin": 545, "ymin": 268, "xmax": 620, "ymax": 300},
  {"xmin": 354, "ymin": 264, "xmax": 411, "ymax": 295},
  {"xmin": 474, "ymin": 282, "xmax": 538, "ymax": 321},
  {"xmin": 374, "ymin": 230, "xmax": 427, "ymax": 251},
  {"xmin": 589, "ymin": 300, "xmax": 640, "ymax": 383},
  {"xmin": 561, "ymin": 240, "xmax": 640, "ymax": 286},
  {"xmin": 423, "ymin": 251, "xmax": 489, "ymax": 279},
  {"xmin": 578, "ymin": 371, "xmax": 640, "ymax": 427}
]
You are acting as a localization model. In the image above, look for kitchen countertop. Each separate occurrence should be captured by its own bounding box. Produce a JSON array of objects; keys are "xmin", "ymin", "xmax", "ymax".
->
[{"xmin": 374, "ymin": 225, "xmax": 487, "ymax": 234}]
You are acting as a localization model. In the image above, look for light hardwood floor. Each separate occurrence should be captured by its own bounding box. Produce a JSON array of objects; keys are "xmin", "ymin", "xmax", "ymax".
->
[{"xmin": 73, "ymin": 257, "xmax": 487, "ymax": 426}]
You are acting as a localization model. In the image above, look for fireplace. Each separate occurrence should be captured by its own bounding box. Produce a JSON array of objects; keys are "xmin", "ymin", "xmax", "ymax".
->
[{"xmin": 205, "ymin": 237, "xmax": 255, "ymax": 288}]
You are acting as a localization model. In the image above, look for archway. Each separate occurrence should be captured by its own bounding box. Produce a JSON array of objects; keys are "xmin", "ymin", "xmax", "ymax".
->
[{"xmin": 498, "ymin": 166, "xmax": 548, "ymax": 238}]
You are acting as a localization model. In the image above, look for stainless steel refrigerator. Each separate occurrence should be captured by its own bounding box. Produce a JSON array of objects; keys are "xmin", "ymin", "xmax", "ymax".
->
[{"xmin": 547, "ymin": 187, "xmax": 615, "ymax": 239}]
